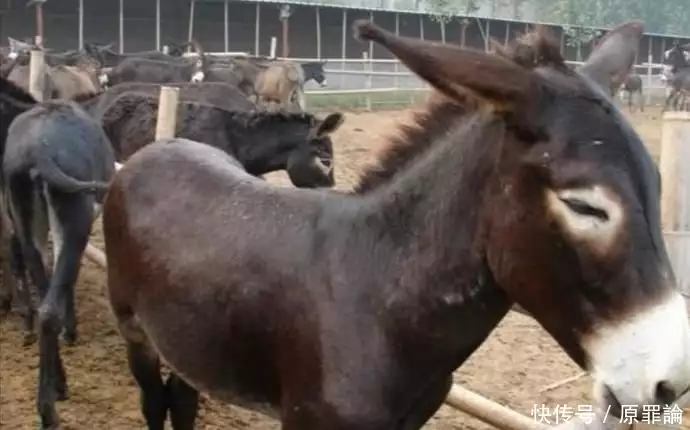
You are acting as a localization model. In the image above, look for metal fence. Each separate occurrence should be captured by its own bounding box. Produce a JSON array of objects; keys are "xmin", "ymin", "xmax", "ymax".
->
[
  {"xmin": 189, "ymin": 52, "xmax": 690, "ymax": 292},
  {"xmin": 191, "ymin": 51, "xmax": 671, "ymax": 111}
]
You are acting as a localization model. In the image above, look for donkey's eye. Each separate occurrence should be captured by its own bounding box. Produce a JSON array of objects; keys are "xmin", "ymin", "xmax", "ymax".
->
[{"xmin": 560, "ymin": 197, "xmax": 609, "ymax": 221}]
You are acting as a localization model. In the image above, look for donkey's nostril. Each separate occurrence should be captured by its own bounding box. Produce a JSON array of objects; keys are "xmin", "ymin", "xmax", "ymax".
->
[{"xmin": 655, "ymin": 381, "xmax": 677, "ymax": 405}]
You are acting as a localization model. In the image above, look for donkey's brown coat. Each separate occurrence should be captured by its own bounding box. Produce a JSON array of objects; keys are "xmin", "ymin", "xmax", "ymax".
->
[{"xmin": 103, "ymin": 20, "xmax": 689, "ymax": 430}]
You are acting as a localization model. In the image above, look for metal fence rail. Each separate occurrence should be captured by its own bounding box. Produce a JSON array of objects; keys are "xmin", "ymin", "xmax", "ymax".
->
[{"xmin": 188, "ymin": 51, "xmax": 670, "ymax": 111}]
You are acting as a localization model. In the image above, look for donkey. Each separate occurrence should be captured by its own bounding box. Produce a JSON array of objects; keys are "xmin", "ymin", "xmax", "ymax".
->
[
  {"xmin": 663, "ymin": 43, "xmax": 690, "ymax": 112},
  {"xmin": 620, "ymin": 73, "xmax": 644, "ymax": 112},
  {"xmin": 4, "ymin": 95, "xmax": 115, "ymax": 430},
  {"xmin": 0, "ymin": 75, "xmax": 40, "ymax": 333},
  {"xmin": 103, "ymin": 21, "xmax": 690, "ymax": 430},
  {"xmin": 99, "ymin": 42, "xmax": 209, "ymax": 89},
  {"xmin": 76, "ymin": 81, "xmax": 254, "ymax": 119},
  {"xmin": 99, "ymin": 91, "xmax": 341, "ymax": 187},
  {"xmin": 577, "ymin": 20, "xmax": 644, "ymax": 96}
]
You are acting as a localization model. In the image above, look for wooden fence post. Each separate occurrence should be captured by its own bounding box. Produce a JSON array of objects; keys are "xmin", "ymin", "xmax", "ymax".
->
[
  {"xmin": 660, "ymin": 112, "xmax": 690, "ymax": 231},
  {"xmin": 155, "ymin": 86, "xmax": 180, "ymax": 140},
  {"xmin": 29, "ymin": 49, "xmax": 45, "ymax": 101},
  {"xmin": 444, "ymin": 384, "xmax": 549, "ymax": 430},
  {"xmin": 363, "ymin": 51, "xmax": 372, "ymax": 111}
]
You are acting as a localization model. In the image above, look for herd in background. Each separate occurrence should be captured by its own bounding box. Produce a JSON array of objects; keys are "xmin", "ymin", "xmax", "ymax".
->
[
  {"xmin": 621, "ymin": 40, "xmax": 690, "ymax": 113},
  {"xmin": 0, "ymin": 34, "xmax": 342, "ymax": 429},
  {"xmin": 661, "ymin": 41, "xmax": 690, "ymax": 111},
  {"xmin": 0, "ymin": 18, "xmax": 689, "ymax": 430},
  {"xmin": 0, "ymin": 36, "xmax": 328, "ymax": 110}
]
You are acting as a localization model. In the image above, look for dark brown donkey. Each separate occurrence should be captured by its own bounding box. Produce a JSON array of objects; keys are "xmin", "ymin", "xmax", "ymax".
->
[
  {"xmin": 104, "ymin": 21, "xmax": 690, "ymax": 430},
  {"xmin": 578, "ymin": 20, "xmax": 644, "ymax": 96}
]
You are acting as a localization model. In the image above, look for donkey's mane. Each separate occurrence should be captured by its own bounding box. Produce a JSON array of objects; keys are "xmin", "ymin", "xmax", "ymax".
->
[
  {"xmin": 0, "ymin": 75, "xmax": 37, "ymax": 105},
  {"xmin": 355, "ymin": 27, "xmax": 566, "ymax": 193}
]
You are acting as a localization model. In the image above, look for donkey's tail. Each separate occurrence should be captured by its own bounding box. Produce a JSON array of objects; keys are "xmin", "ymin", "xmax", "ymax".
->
[{"xmin": 33, "ymin": 152, "xmax": 110, "ymax": 193}]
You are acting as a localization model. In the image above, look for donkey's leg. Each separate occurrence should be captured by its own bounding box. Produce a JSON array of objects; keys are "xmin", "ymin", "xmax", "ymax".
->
[
  {"xmin": 33, "ymin": 187, "xmax": 52, "ymax": 277},
  {"xmin": 36, "ymin": 189, "xmax": 94, "ymax": 429},
  {"xmin": 166, "ymin": 373, "xmax": 200, "ymax": 430},
  {"xmin": 124, "ymin": 330, "xmax": 168, "ymax": 430},
  {"xmin": 663, "ymin": 90, "xmax": 677, "ymax": 112},
  {"xmin": 44, "ymin": 188, "xmax": 92, "ymax": 348},
  {"xmin": 639, "ymin": 90, "xmax": 644, "ymax": 112},
  {"xmin": 0, "ymin": 214, "xmax": 15, "ymax": 317},
  {"xmin": 10, "ymin": 232, "xmax": 36, "ymax": 344},
  {"xmin": 400, "ymin": 376, "xmax": 452, "ymax": 430},
  {"xmin": 7, "ymin": 175, "xmax": 49, "ymax": 320},
  {"xmin": 43, "ymin": 185, "xmax": 82, "ymax": 345}
]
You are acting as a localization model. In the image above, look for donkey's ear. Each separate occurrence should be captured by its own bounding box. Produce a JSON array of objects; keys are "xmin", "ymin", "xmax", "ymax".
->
[
  {"xmin": 353, "ymin": 20, "xmax": 534, "ymax": 110},
  {"xmin": 313, "ymin": 112, "xmax": 344, "ymax": 138}
]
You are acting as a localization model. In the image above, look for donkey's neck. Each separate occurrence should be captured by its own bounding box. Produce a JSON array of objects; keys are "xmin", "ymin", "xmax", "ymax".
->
[{"xmin": 357, "ymin": 115, "xmax": 512, "ymax": 373}]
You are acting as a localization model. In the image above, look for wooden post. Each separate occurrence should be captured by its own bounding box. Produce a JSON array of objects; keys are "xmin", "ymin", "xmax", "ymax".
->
[
  {"xmin": 394, "ymin": 13, "xmax": 400, "ymax": 88},
  {"xmin": 26, "ymin": 0, "xmax": 46, "ymax": 47},
  {"xmin": 156, "ymin": 0, "xmax": 161, "ymax": 51},
  {"xmin": 29, "ymin": 49, "xmax": 45, "ymax": 101},
  {"xmin": 35, "ymin": 1, "xmax": 44, "ymax": 47},
  {"xmin": 485, "ymin": 20, "xmax": 491, "ymax": 52},
  {"xmin": 340, "ymin": 8, "xmax": 347, "ymax": 88},
  {"xmin": 444, "ymin": 384, "xmax": 549, "ymax": 430},
  {"xmin": 316, "ymin": 7, "xmax": 321, "ymax": 59},
  {"xmin": 363, "ymin": 51, "xmax": 372, "ymax": 111},
  {"xmin": 280, "ymin": 5, "xmax": 291, "ymax": 58},
  {"xmin": 78, "ymin": 0, "xmax": 84, "ymax": 49},
  {"xmin": 460, "ymin": 19, "xmax": 469, "ymax": 47},
  {"xmin": 660, "ymin": 112, "xmax": 690, "ymax": 231},
  {"xmin": 224, "ymin": 0, "xmax": 229, "ymax": 53},
  {"xmin": 368, "ymin": 10, "xmax": 374, "ymax": 60},
  {"xmin": 187, "ymin": 0, "xmax": 196, "ymax": 50},
  {"xmin": 155, "ymin": 86, "xmax": 180, "ymax": 140},
  {"xmin": 419, "ymin": 15, "xmax": 425, "ymax": 40},
  {"xmin": 119, "ymin": 0, "xmax": 124, "ymax": 54},
  {"xmin": 84, "ymin": 244, "xmax": 107, "ymax": 268},
  {"xmin": 504, "ymin": 21, "xmax": 511, "ymax": 46},
  {"xmin": 254, "ymin": 3, "xmax": 261, "ymax": 56},
  {"xmin": 270, "ymin": 37, "xmax": 277, "ymax": 58}
]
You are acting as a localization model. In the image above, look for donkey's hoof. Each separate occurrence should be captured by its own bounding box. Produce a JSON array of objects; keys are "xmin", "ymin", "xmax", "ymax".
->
[
  {"xmin": 22, "ymin": 332, "xmax": 37, "ymax": 346},
  {"xmin": 56, "ymin": 389, "xmax": 69, "ymax": 402},
  {"xmin": 0, "ymin": 298, "xmax": 11, "ymax": 317},
  {"xmin": 62, "ymin": 331, "xmax": 78, "ymax": 346},
  {"xmin": 39, "ymin": 413, "xmax": 63, "ymax": 430}
]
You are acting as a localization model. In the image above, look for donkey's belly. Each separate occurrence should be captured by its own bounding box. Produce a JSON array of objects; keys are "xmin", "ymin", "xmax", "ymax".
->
[{"xmin": 138, "ymin": 299, "xmax": 283, "ymax": 417}]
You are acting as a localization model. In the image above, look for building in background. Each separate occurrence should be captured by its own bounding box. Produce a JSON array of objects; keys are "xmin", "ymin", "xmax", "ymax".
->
[{"xmin": 0, "ymin": 0, "xmax": 685, "ymax": 65}]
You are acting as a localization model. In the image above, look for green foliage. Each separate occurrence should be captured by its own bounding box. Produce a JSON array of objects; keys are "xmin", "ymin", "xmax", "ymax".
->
[
  {"xmin": 533, "ymin": 0, "xmax": 690, "ymax": 37},
  {"xmin": 422, "ymin": 0, "xmax": 479, "ymax": 24},
  {"xmin": 423, "ymin": 0, "xmax": 690, "ymax": 37}
]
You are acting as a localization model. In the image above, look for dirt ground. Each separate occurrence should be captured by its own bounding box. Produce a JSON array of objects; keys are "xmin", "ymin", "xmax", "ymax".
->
[{"xmin": 0, "ymin": 104, "xmax": 671, "ymax": 429}]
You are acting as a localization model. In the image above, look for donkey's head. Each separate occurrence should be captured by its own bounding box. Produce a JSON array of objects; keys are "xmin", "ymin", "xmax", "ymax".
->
[
  {"xmin": 285, "ymin": 112, "xmax": 343, "ymax": 188},
  {"xmin": 665, "ymin": 43, "xmax": 690, "ymax": 72},
  {"xmin": 355, "ymin": 21, "xmax": 690, "ymax": 414},
  {"xmin": 236, "ymin": 110, "xmax": 343, "ymax": 188}
]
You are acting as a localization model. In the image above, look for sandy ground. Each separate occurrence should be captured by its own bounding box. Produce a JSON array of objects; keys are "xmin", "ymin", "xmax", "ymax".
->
[{"xmin": 0, "ymin": 104, "xmax": 673, "ymax": 429}]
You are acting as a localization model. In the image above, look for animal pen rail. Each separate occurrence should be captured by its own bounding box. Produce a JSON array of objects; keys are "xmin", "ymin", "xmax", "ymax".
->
[{"xmin": 183, "ymin": 51, "xmax": 671, "ymax": 111}]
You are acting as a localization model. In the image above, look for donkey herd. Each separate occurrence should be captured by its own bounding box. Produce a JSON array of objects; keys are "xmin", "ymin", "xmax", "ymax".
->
[{"xmin": 2, "ymin": 17, "xmax": 690, "ymax": 430}]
